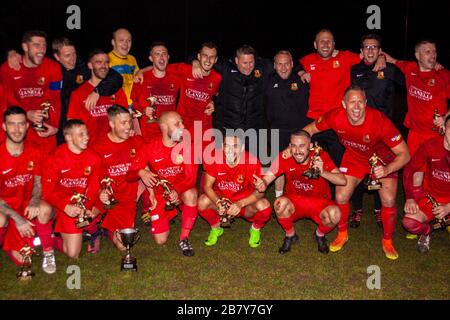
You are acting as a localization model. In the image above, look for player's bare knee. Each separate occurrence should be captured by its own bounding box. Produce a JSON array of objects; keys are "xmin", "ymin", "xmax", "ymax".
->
[
  {"xmin": 255, "ymin": 198, "xmax": 270, "ymax": 211},
  {"xmin": 381, "ymin": 198, "xmax": 396, "ymax": 208},
  {"xmin": 38, "ymin": 203, "xmax": 53, "ymax": 222},
  {"xmin": 197, "ymin": 194, "xmax": 212, "ymax": 211},
  {"xmin": 335, "ymin": 191, "xmax": 351, "ymax": 204},
  {"xmin": 323, "ymin": 205, "xmax": 340, "ymax": 226},
  {"xmin": 182, "ymin": 188, "xmax": 198, "ymax": 205},
  {"xmin": 65, "ymin": 249, "xmax": 80, "ymax": 260}
]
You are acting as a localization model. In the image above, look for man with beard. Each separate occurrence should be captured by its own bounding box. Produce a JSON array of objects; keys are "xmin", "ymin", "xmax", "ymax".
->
[
  {"xmin": 93, "ymin": 105, "xmax": 143, "ymax": 251},
  {"xmin": 303, "ymin": 86, "xmax": 410, "ymax": 260},
  {"xmin": 1, "ymin": 30, "xmax": 62, "ymax": 155},
  {"xmin": 402, "ymin": 115, "xmax": 450, "ymax": 253},
  {"xmin": 259, "ymin": 130, "xmax": 345, "ymax": 254},
  {"xmin": 68, "ymin": 50, "xmax": 128, "ymax": 145},
  {"xmin": 0, "ymin": 106, "xmax": 56, "ymax": 274},
  {"xmin": 127, "ymin": 111, "xmax": 199, "ymax": 257}
]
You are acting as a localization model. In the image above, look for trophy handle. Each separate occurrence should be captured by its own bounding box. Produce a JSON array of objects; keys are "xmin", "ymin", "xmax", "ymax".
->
[
  {"xmin": 114, "ymin": 230, "xmax": 123, "ymax": 246},
  {"xmin": 133, "ymin": 232, "xmax": 141, "ymax": 245}
]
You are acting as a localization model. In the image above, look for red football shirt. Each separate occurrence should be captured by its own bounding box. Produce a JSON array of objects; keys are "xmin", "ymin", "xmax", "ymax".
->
[
  {"xmin": 0, "ymin": 84, "xmax": 6, "ymax": 143},
  {"xmin": 92, "ymin": 135, "xmax": 144, "ymax": 203},
  {"xmin": 68, "ymin": 82, "xmax": 128, "ymax": 145},
  {"xmin": 315, "ymin": 107, "xmax": 403, "ymax": 163},
  {"xmin": 269, "ymin": 150, "xmax": 336, "ymax": 199},
  {"xmin": 300, "ymin": 51, "xmax": 360, "ymax": 119},
  {"xmin": 203, "ymin": 151, "xmax": 262, "ymax": 202},
  {"xmin": 1, "ymin": 58, "xmax": 62, "ymax": 153},
  {"xmin": 0, "ymin": 141, "xmax": 42, "ymax": 214},
  {"xmin": 396, "ymin": 61, "xmax": 450, "ymax": 133},
  {"xmin": 174, "ymin": 63, "xmax": 221, "ymax": 131},
  {"xmin": 130, "ymin": 67, "xmax": 181, "ymax": 141}
]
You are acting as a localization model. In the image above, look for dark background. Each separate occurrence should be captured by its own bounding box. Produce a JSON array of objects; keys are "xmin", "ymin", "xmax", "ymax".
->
[{"xmin": 0, "ymin": 0, "xmax": 449, "ymax": 67}]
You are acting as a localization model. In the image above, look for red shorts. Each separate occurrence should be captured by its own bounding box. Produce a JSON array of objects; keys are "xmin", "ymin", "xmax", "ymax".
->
[
  {"xmin": 407, "ymin": 130, "xmax": 437, "ymax": 157},
  {"xmin": 101, "ymin": 202, "xmax": 137, "ymax": 232},
  {"xmin": 149, "ymin": 194, "xmax": 180, "ymax": 235},
  {"xmin": 2, "ymin": 219, "xmax": 34, "ymax": 252},
  {"xmin": 288, "ymin": 195, "xmax": 335, "ymax": 224},
  {"xmin": 418, "ymin": 195, "xmax": 450, "ymax": 223},
  {"xmin": 54, "ymin": 209, "xmax": 97, "ymax": 234},
  {"xmin": 339, "ymin": 152, "xmax": 398, "ymax": 180}
]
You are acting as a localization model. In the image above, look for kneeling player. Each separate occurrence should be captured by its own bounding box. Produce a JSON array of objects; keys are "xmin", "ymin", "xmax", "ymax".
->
[
  {"xmin": 261, "ymin": 130, "xmax": 345, "ymax": 254},
  {"xmin": 198, "ymin": 133, "xmax": 272, "ymax": 248}
]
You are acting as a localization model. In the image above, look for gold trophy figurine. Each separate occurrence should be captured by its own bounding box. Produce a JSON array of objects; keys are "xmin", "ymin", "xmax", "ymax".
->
[
  {"xmin": 101, "ymin": 177, "xmax": 119, "ymax": 210},
  {"xmin": 16, "ymin": 243, "xmax": 35, "ymax": 281},
  {"xmin": 33, "ymin": 101, "xmax": 54, "ymax": 132},
  {"xmin": 432, "ymin": 108, "xmax": 444, "ymax": 135},
  {"xmin": 302, "ymin": 142, "xmax": 323, "ymax": 180},
  {"xmin": 216, "ymin": 197, "xmax": 234, "ymax": 228},
  {"xmin": 155, "ymin": 178, "xmax": 180, "ymax": 211},
  {"xmin": 130, "ymin": 108, "xmax": 143, "ymax": 119},
  {"xmin": 145, "ymin": 96, "xmax": 158, "ymax": 123},
  {"xmin": 365, "ymin": 153, "xmax": 386, "ymax": 191},
  {"xmin": 426, "ymin": 194, "xmax": 450, "ymax": 230},
  {"xmin": 70, "ymin": 192, "xmax": 92, "ymax": 229}
]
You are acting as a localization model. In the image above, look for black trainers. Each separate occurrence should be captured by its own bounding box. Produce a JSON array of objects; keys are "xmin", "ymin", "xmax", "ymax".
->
[
  {"xmin": 278, "ymin": 234, "xmax": 299, "ymax": 254},
  {"xmin": 374, "ymin": 209, "xmax": 383, "ymax": 228},
  {"xmin": 350, "ymin": 209, "xmax": 362, "ymax": 228},
  {"xmin": 417, "ymin": 234, "xmax": 431, "ymax": 254},
  {"xmin": 313, "ymin": 232, "xmax": 329, "ymax": 254},
  {"xmin": 179, "ymin": 239, "xmax": 195, "ymax": 257}
]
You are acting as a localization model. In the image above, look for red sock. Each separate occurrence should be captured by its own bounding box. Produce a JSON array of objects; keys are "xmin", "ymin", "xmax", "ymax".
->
[
  {"xmin": 180, "ymin": 205, "xmax": 198, "ymax": 240},
  {"xmin": 84, "ymin": 221, "xmax": 98, "ymax": 235},
  {"xmin": 252, "ymin": 207, "xmax": 272, "ymax": 229},
  {"xmin": 53, "ymin": 235, "xmax": 63, "ymax": 252},
  {"xmin": 141, "ymin": 189, "xmax": 152, "ymax": 213},
  {"xmin": 381, "ymin": 206, "xmax": 397, "ymax": 240},
  {"xmin": 318, "ymin": 223, "xmax": 334, "ymax": 235},
  {"xmin": 199, "ymin": 209, "xmax": 220, "ymax": 227},
  {"xmin": 402, "ymin": 217, "xmax": 431, "ymax": 236},
  {"xmin": 34, "ymin": 220, "xmax": 53, "ymax": 252},
  {"xmin": 337, "ymin": 203, "xmax": 350, "ymax": 232},
  {"xmin": 0, "ymin": 227, "xmax": 6, "ymax": 247},
  {"xmin": 277, "ymin": 217, "xmax": 294, "ymax": 234}
]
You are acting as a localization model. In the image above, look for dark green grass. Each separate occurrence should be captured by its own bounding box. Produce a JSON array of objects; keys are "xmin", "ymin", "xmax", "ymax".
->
[{"xmin": 1, "ymin": 184, "xmax": 449, "ymax": 300}]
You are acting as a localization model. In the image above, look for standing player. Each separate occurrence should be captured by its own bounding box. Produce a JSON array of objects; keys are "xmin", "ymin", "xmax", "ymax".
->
[
  {"xmin": 402, "ymin": 115, "xmax": 450, "ymax": 253},
  {"xmin": 260, "ymin": 130, "xmax": 345, "ymax": 254},
  {"xmin": 304, "ymin": 85, "xmax": 411, "ymax": 260},
  {"xmin": 93, "ymin": 105, "xmax": 143, "ymax": 250},
  {"xmin": 68, "ymin": 50, "xmax": 128, "ymax": 145},
  {"xmin": 127, "ymin": 111, "xmax": 199, "ymax": 257},
  {"xmin": 43, "ymin": 119, "xmax": 102, "ymax": 259},
  {"xmin": 1, "ymin": 30, "xmax": 62, "ymax": 155},
  {"xmin": 198, "ymin": 133, "xmax": 272, "ymax": 248},
  {"xmin": 0, "ymin": 106, "xmax": 56, "ymax": 273}
]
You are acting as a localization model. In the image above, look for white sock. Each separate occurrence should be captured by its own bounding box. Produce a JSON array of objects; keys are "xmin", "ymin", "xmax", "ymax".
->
[{"xmin": 275, "ymin": 190, "xmax": 283, "ymax": 198}]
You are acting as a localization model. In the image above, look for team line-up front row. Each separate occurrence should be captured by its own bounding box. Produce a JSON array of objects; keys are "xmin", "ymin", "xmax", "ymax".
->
[{"xmin": 1, "ymin": 85, "xmax": 449, "ymax": 277}]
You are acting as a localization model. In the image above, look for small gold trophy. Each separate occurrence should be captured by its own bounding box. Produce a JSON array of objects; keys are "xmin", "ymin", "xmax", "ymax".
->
[
  {"xmin": 33, "ymin": 101, "xmax": 54, "ymax": 132},
  {"xmin": 70, "ymin": 192, "xmax": 92, "ymax": 229},
  {"xmin": 216, "ymin": 197, "xmax": 234, "ymax": 228},
  {"xmin": 426, "ymin": 194, "xmax": 450, "ymax": 230},
  {"xmin": 16, "ymin": 243, "xmax": 35, "ymax": 281},
  {"xmin": 155, "ymin": 178, "xmax": 180, "ymax": 211},
  {"xmin": 130, "ymin": 108, "xmax": 143, "ymax": 119},
  {"xmin": 432, "ymin": 108, "xmax": 444, "ymax": 135},
  {"xmin": 302, "ymin": 142, "xmax": 323, "ymax": 180},
  {"xmin": 145, "ymin": 96, "xmax": 158, "ymax": 123},
  {"xmin": 101, "ymin": 177, "xmax": 119, "ymax": 210},
  {"xmin": 365, "ymin": 153, "xmax": 386, "ymax": 191}
]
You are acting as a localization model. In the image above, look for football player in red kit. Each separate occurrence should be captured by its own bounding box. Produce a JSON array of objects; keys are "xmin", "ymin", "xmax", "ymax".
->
[
  {"xmin": 0, "ymin": 106, "xmax": 56, "ymax": 273},
  {"xmin": 402, "ymin": 115, "xmax": 450, "ymax": 253},
  {"xmin": 68, "ymin": 50, "xmax": 128, "ymax": 145},
  {"xmin": 1, "ymin": 30, "xmax": 62, "ymax": 155},
  {"xmin": 43, "ymin": 119, "xmax": 102, "ymax": 259},
  {"xmin": 93, "ymin": 105, "xmax": 143, "ymax": 250},
  {"xmin": 127, "ymin": 111, "xmax": 199, "ymax": 256},
  {"xmin": 260, "ymin": 130, "xmax": 345, "ymax": 254},
  {"xmin": 198, "ymin": 133, "xmax": 272, "ymax": 248},
  {"xmin": 304, "ymin": 85, "xmax": 411, "ymax": 260}
]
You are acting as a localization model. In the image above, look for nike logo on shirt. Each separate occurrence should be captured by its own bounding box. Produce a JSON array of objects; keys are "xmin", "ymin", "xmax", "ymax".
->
[{"xmin": 2, "ymin": 168, "xmax": 13, "ymax": 175}]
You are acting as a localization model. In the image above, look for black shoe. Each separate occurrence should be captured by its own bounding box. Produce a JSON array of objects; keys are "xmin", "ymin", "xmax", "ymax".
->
[
  {"xmin": 179, "ymin": 239, "xmax": 195, "ymax": 257},
  {"xmin": 314, "ymin": 232, "xmax": 329, "ymax": 254},
  {"xmin": 350, "ymin": 209, "xmax": 362, "ymax": 228},
  {"xmin": 278, "ymin": 234, "xmax": 299, "ymax": 254},
  {"xmin": 374, "ymin": 210, "xmax": 383, "ymax": 228}
]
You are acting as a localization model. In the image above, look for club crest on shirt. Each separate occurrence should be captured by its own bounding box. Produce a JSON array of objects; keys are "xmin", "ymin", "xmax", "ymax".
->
[
  {"xmin": 236, "ymin": 174, "xmax": 244, "ymax": 184},
  {"xmin": 254, "ymin": 69, "xmax": 262, "ymax": 78},
  {"xmin": 76, "ymin": 74, "xmax": 84, "ymax": 84},
  {"xmin": 290, "ymin": 82, "xmax": 299, "ymax": 91},
  {"xmin": 363, "ymin": 135, "xmax": 370, "ymax": 143},
  {"xmin": 130, "ymin": 148, "xmax": 136, "ymax": 158},
  {"xmin": 377, "ymin": 71, "xmax": 385, "ymax": 80},
  {"xmin": 37, "ymin": 77, "xmax": 45, "ymax": 85},
  {"xmin": 175, "ymin": 154, "xmax": 184, "ymax": 165},
  {"xmin": 84, "ymin": 166, "xmax": 92, "ymax": 176},
  {"xmin": 170, "ymin": 83, "xmax": 175, "ymax": 91},
  {"xmin": 427, "ymin": 78, "xmax": 435, "ymax": 87},
  {"xmin": 333, "ymin": 60, "xmax": 340, "ymax": 69},
  {"xmin": 27, "ymin": 161, "xmax": 34, "ymax": 171}
]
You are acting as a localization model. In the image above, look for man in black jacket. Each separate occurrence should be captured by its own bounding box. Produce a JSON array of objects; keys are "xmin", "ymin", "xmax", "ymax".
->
[
  {"xmin": 349, "ymin": 33, "xmax": 404, "ymax": 228},
  {"xmin": 51, "ymin": 38, "xmax": 123, "ymax": 144}
]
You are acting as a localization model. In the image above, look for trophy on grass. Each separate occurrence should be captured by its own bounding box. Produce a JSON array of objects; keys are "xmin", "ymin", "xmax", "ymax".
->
[
  {"xmin": 115, "ymin": 228, "xmax": 140, "ymax": 271},
  {"xmin": 433, "ymin": 108, "xmax": 444, "ymax": 135},
  {"xmin": 216, "ymin": 197, "xmax": 234, "ymax": 228},
  {"xmin": 71, "ymin": 192, "xmax": 92, "ymax": 229},
  {"xmin": 101, "ymin": 177, "xmax": 119, "ymax": 210},
  {"xmin": 16, "ymin": 243, "xmax": 35, "ymax": 281},
  {"xmin": 145, "ymin": 96, "xmax": 158, "ymax": 123},
  {"xmin": 365, "ymin": 153, "xmax": 386, "ymax": 191},
  {"xmin": 155, "ymin": 178, "xmax": 180, "ymax": 211},
  {"xmin": 426, "ymin": 194, "xmax": 450, "ymax": 230},
  {"xmin": 302, "ymin": 142, "xmax": 323, "ymax": 180},
  {"xmin": 33, "ymin": 101, "xmax": 54, "ymax": 132}
]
